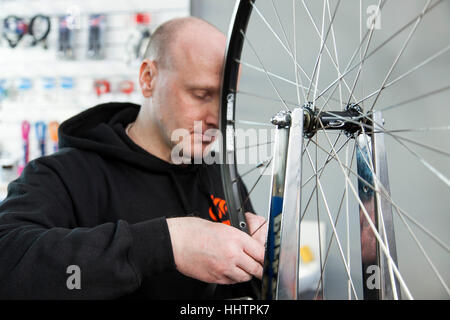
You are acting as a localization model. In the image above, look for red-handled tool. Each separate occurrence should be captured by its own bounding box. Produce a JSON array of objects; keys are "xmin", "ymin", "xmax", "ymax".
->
[
  {"xmin": 94, "ymin": 79, "xmax": 110, "ymax": 97},
  {"xmin": 119, "ymin": 80, "xmax": 134, "ymax": 95},
  {"xmin": 18, "ymin": 120, "xmax": 31, "ymax": 176}
]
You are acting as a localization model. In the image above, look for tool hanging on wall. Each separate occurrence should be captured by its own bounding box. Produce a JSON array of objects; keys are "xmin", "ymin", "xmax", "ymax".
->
[
  {"xmin": 94, "ymin": 79, "xmax": 111, "ymax": 97},
  {"xmin": 2, "ymin": 14, "xmax": 51, "ymax": 49},
  {"xmin": 17, "ymin": 78, "xmax": 32, "ymax": 91},
  {"xmin": 0, "ymin": 79, "xmax": 8, "ymax": 102},
  {"xmin": 124, "ymin": 13, "xmax": 152, "ymax": 65},
  {"xmin": 87, "ymin": 14, "xmax": 106, "ymax": 59},
  {"xmin": 28, "ymin": 14, "xmax": 51, "ymax": 49},
  {"xmin": 35, "ymin": 121, "xmax": 47, "ymax": 157},
  {"xmin": 17, "ymin": 78, "xmax": 33, "ymax": 101},
  {"xmin": 42, "ymin": 77, "xmax": 56, "ymax": 90},
  {"xmin": 40, "ymin": 77, "xmax": 56, "ymax": 102},
  {"xmin": 58, "ymin": 15, "xmax": 75, "ymax": 59},
  {"xmin": 61, "ymin": 77, "xmax": 75, "ymax": 90},
  {"xmin": 119, "ymin": 80, "xmax": 134, "ymax": 95},
  {"xmin": 18, "ymin": 120, "xmax": 31, "ymax": 176},
  {"xmin": 48, "ymin": 121, "xmax": 59, "ymax": 153},
  {"xmin": 2, "ymin": 15, "xmax": 28, "ymax": 48}
]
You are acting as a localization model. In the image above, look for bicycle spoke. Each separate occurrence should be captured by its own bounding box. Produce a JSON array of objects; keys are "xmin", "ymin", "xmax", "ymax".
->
[
  {"xmin": 364, "ymin": 118, "xmax": 450, "ymax": 183},
  {"xmin": 236, "ymin": 59, "xmax": 344, "ymax": 107},
  {"xmin": 313, "ymin": 132, "xmax": 450, "ymax": 256},
  {"xmin": 237, "ymin": 90, "xmax": 299, "ymax": 108},
  {"xmin": 235, "ymin": 140, "xmax": 274, "ymax": 151},
  {"xmin": 237, "ymin": 59, "xmax": 307, "ymax": 94},
  {"xmin": 300, "ymin": 135, "xmax": 345, "ymax": 232},
  {"xmin": 394, "ymin": 205, "xmax": 450, "ymax": 296},
  {"xmin": 312, "ymin": 133, "xmax": 449, "ymax": 251},
  {"xmin": 355, "ymin": 44, "xmax": 450, "ymax": 106},
  {"xmin": 269, "ymin": 0, "xmax": 307, "ymax": 103},
  {"xmin": 304, "ymin": 146, "xmax": 359, "ymax": 299},
  {"xmin": 250, "ymin": 1, "xmax": 313, "ymax": 94},
  {"xmin": 368, "ymin": 0, "xmax": 433, "ymax": 113},
  {"xmin": 388, "ymin": 133, "xmax": 450, "ymax": 188},
  {"xmin": 353, "ymin": 135, "xmax": 450, "ymax": 296},
  {"xmin": 302, "ymin": 135, "xmax": 351, "ymax": 188},
  {"xmin": 312, "ymin": 0, "xmax": 327, "ymax": 107},
  {"xmin": 305, "ymin": 0, "xmax": 342, "ymax": 102},
  {"xmin": 236, "ymin": 120, "xmax": 273, "ymax": 127},
  {"xmin": 311, "ymin": 141, "xmax": 358, "ymax": 300},
  {"xmin": 314, "ymin": 110, "xmax": 450, "ymax": 159},
  {"xmin": 240, "ymin": 30, "xmax": 291, "ymax": 112},
  {"xmin": 326, "ymin": 0, "xmax": 344, "ymax": 112},
  {"xmin": 239, "ymin": 157, "xmax": 273, "ymax": 212},
  {"xmin": 344, "ymin": 0, "xmax": 382, "ymax": 108},
  {"xmin": 232, "ymin": 157, "xmax": 272, "ymax": 182},
  {"xmin": 374, "ymin": 126, "xmax": 450, "ymax": 134},
  {"xmin": 317, "ymin": 0, "xmax": 443, "ymax": 102},
  {"xmin": 301, "ymin": 0, "xmax": 358, "ymax": 104},
  {"xmin": 317, "ymin": 119, "xmax": 414, "ymax": 299},
  {"xmin": 291, "ymin": 0, "xmax": 307, "ymax": 105},
  {"xmin": 380, "ymin": 85, "xmax": 450, "ymax": 113},
  {"xmin": 386, "ymin": 133, "xmax": 450, "ymax": 157}
]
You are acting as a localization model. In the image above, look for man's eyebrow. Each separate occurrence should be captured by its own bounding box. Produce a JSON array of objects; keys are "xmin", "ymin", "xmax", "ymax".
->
[{"xmin": 186, "ymin": 84, "xmax": 219, "ymax": 92}]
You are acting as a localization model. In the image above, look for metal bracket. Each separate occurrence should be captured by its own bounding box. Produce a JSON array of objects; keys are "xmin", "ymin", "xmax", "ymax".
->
[
  {"xmin": 261, "ymin": 108, "xmax": 304, "ymax": 299},
  {"xmin": 356, "ymin": 111, "xmax": 400, "ymax": 300}
]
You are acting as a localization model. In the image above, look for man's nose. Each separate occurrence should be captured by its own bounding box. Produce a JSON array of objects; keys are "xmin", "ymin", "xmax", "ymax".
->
[{"xmin": 205, "ymin": 98, "xmax": 219, "ymax": 129}]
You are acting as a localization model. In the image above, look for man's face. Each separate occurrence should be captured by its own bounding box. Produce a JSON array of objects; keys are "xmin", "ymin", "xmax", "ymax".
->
[{"xmin": 149, "ymin": 27, "xmax": 226, "ymax": 161}]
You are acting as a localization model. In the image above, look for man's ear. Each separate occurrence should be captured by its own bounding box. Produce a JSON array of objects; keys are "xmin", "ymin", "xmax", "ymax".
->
[{"xmin": 139, "ymin": 59, "xmax": 158, "ymax": 98}]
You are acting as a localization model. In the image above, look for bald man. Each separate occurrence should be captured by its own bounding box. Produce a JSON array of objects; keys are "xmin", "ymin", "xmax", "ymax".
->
[{"xmin": 0, "ymin": 17, "xmax": 266, "ymax": 300}]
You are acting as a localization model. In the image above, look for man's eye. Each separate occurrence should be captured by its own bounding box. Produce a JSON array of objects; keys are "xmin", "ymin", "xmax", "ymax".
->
[{"xmin": 193, "ymin": 91, "xmax": 209, "ymax": 99}]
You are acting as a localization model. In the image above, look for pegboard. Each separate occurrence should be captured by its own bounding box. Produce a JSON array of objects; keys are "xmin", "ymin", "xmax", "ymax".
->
[{"xmin": 0, "ymin": 0, "xmax": 190, "ymax": 191}]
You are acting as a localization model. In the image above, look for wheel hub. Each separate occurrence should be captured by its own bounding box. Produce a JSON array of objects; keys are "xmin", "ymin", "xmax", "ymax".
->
[{"xmin": 271, "ymin": 103, "xmax": 370, "ymax": 138}]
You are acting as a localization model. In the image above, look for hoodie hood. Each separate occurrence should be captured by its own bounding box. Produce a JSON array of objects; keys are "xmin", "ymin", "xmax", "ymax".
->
[{"xmin": 59, "ymin": 102, "xmax": 197, "ymax": 174}]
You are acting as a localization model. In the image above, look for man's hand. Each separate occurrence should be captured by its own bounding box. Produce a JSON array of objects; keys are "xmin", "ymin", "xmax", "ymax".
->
[{"xmin": 166, "ymin": 216, "xmax": 266, "ymax": 285}]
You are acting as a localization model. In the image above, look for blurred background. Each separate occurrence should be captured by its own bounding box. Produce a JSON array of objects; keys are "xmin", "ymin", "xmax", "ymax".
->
[{"xmin": 0, "ymin": 0, "xmax": 449, "ymax": 299}]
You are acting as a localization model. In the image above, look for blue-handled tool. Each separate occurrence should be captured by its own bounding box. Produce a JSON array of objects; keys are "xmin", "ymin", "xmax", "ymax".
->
[{"xmin": 35, "ymin": 121, "xmax": 47, "ymax": 157}]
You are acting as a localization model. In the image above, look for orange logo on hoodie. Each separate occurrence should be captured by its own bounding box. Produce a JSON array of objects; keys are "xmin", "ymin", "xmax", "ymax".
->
[{"xmin": 209, "ymin": 195, "xmax": 230, "ymax": 225}]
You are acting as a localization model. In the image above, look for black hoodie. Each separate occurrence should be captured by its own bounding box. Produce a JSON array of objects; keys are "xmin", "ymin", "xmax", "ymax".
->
[{"xmin": 0, "ymin": 102, "xmax": 258, "ymax": 299}]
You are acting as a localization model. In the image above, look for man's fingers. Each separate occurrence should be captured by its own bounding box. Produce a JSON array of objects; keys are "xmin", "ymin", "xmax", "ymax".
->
[
  {"xmin": 237, "ymin": 252, "xmax": 263, "ymax": 280},
  {"xmin": 223, "ymin": 267, "xmax": 253, "ymax": 284},
  {"xmin": 241, "ymin": 235, "xmax": 265, "ymax": 266}
]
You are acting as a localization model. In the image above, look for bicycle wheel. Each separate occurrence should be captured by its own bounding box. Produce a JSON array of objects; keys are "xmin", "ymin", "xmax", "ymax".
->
[{"xmin": 220, "ymin": 0, "xmax": 450, "ymax": 300}]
